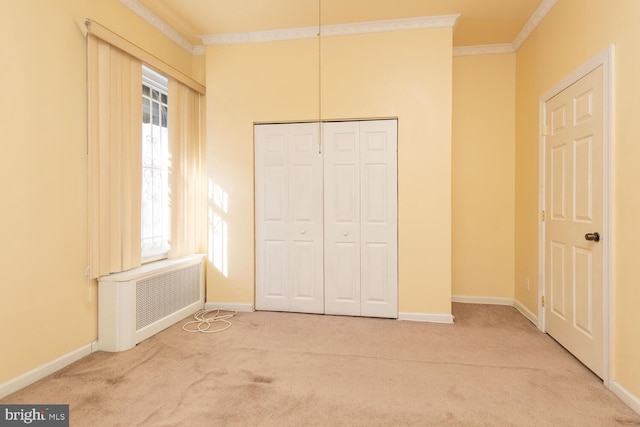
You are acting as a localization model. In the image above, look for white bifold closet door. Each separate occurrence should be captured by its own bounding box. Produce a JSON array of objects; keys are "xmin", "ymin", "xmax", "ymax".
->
[
  {"xmin": 254, "ymin": 123, "xmax": 324, "ymax": 314},
  {"xmin": 255, "ymin": 120, "xmax": 397, "ymax": 318},
  {"xmin": 323, "ymin": 120, "xmax": 398, "ymax": 318}
]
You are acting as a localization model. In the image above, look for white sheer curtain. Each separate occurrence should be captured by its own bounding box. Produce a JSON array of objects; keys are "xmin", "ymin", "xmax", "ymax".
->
[
  {"xmin": 88, "ymin": 35, "xmax": 142, "ymax": 278},
  {"xmin": 168, "ymin": 80, "xmax": 206, "ymax": 259}
]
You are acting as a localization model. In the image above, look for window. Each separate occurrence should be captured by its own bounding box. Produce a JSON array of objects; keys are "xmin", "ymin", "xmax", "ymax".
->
[
  {"xmin": 88, "ymin": 25, "xmax": 205, "ymax": 278},
  {"xmin": 141, "ymin": 66, "xmax": 170, "ymax": 262}
]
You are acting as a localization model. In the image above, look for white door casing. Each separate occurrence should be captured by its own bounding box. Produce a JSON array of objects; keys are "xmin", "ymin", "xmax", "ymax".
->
[
  {"xmin": 255, "ymin": 123, "xmax": 324, "ymax": 314},
  {"xmin": 541, "ymin": 52, "xmax": 611, "ymax": 380}
]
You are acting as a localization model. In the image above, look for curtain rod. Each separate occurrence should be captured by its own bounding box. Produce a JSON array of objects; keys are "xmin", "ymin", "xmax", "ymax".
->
[{"xmin": 85, "ymin": 19, "xmax": 205, "ymax": 95}]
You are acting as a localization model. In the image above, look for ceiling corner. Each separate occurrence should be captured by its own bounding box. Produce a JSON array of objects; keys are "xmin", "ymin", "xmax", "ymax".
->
[
  {"xmin": 120, "ymin": 0, "xmax": 197, "ymax": 55},
  {"xmin": 512, "ymin": 0, "xmax": 559, "ymax": 51}
]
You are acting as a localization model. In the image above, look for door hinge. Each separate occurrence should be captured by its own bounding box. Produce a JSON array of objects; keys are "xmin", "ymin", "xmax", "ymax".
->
[
  {"xmin": 541, "ymin": 210, "xmax": 546, "ymax": 222},
  {"xmin": 541, "ymin": 296, "xmax": 545, "ymax": 307},
  {"xmin": 542, "ymin": 124, "xmax": 550, "ymax": 136}
]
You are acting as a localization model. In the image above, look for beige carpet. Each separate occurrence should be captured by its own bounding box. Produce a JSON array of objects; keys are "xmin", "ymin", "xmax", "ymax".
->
[{"xmin": 2, "ymin": 303, "xmax": 639, "ymax": 426}]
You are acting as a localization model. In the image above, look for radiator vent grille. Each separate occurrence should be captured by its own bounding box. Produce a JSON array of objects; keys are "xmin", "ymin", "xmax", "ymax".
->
[{"xmin": 136, "ymin": 264, "xmax": 201, "ymax": 331}]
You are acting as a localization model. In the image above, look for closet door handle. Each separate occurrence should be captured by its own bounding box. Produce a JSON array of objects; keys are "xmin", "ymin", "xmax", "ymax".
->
[
  {"xmin": 585, "ymin": 232, "xmax": 600, "ymax": 242},
  {"xmin": 343, "ymin": 231, "xmax": 349, "ymax": 237}
]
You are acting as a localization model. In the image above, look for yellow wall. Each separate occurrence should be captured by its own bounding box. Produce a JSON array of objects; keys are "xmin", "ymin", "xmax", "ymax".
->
[
  {"xmin": 515, "ymin": 0, "xmax": 640, "ymax": 398},
  {"xmin": 205, "ymin": 38, "xmax": 319, "ymax": 304},
  {"xmin": 206, "ymin": 27, "xmax": 453, "ymax": 315},
  {"xmin": 0, "ymin": 0, "xmax": 199, "ymax": 384},
  {"xmin": 7, "ymin": 0, "xmax": 639, "ymax": 407},
  {"xmin": 452, "ymin": 54, "xmax": 515, "ymax": 299}
]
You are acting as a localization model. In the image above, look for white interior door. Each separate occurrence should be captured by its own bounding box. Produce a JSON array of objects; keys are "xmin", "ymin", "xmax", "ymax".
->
[
  {"xmin": 255, "ymin": 123, "xmax": 324, "ymax": 314},
  {"xmin": 544, "ymin": 66, "xmax": 604, "ymax": 377},
  {"xmin": 324, "ymin": 120, "xmax": 398, "ymax": 318}
]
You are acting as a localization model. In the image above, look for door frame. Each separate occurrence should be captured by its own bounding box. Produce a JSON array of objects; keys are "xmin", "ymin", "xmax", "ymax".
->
[{"xmin": 538, "ymin": 45, "xmax": 614, "ymax": 386}]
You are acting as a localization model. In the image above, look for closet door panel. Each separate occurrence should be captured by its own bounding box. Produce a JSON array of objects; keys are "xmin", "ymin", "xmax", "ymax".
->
[
  {"xmin": 360, "ymin": 120, "xmax": 398, "ymax": 318},
  {"xmin": 289, "ymin": 124, "xmax": 323, "ymax": 312},
  {"xmin": 324, "ymin": 122, "xmax": 361, "ymax": 316},
  {"xmin": 362, "ymin": 242, "xmax": 387, "ymax": 301},
  {"xmin": 255, "ymin": 123, "xmax": 323, "ymax": 313},
  {"xmin": 291, "ymin": 240, "xmax": 314, "ymax": 298},
  {"xmin": 263, "ymin": 240, "xmax": 287, "ymax": 299},
  {"xmin": 256, "ymin": 126, "xmax": 290, "ymax": 311},
  {"xmin": 333, "ymin": 242, "xmax": 359, "ymax": 300}
]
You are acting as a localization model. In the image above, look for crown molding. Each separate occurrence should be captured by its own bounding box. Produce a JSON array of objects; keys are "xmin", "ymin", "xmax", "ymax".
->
[
  {"xmin": 512, "ymin": 0, "xmax": 558, "ymax": 50},
  {"xmin": 120, "ymin": 0, "xmax": 554, "ymax": 55},
  {"xmin": 453, "ymin": 43, "xmax": 515, "ymax": 57},
  {"xmin": 200, "ymin": 14, "xmax": 461, "ymax": 46},
  {"xmin": 321, "ymin": 15, "xmax": 461, "ymax": 38},
  {"xmin": 201, "ymin": 27, "xmax": 318, "ymax": 45},
  {"xmin": 120, "ymin": 0, "xmax": 205, "ymax": 56}
]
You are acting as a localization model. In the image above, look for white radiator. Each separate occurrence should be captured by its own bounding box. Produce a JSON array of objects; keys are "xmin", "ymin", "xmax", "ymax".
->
[{"xmin": 98, "ymin": 254, "xmax": 205, "ymax": 352}]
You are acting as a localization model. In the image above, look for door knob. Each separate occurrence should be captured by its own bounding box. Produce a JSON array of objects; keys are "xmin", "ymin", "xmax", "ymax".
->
[
  {"xmin": 585, "ymin": 232, "xmax": 600, "ymax": 242},
  {"xmin": 343, "ymin": 231, "xmax": 349, "ymax": 237},
  {"xmin": 300, "ymin": 230, "xmax": 306, "ymax": 235}
]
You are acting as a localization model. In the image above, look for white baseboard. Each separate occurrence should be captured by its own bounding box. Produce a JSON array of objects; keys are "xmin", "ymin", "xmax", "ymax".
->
[
  {"xmin": 204, "ymin": 302, "xmax": 254, "ymax": 312},
  {"xmin": 0, "ymin": 341, "xmax": 97, "ymax": 400},
  {"xmin": 513, "ymin": 299, "xmax": 538, "ymax": 325},
  {"xmin": 398, "ymin": 312, "xmax": 455, "ymax": 324},
  {"xmin": 611, "ymin": 381, "xmax": 640, "ymax": 415},
  {"xmin": 452, "ymin": 295, "xmax": 514, "ymax": 306}
]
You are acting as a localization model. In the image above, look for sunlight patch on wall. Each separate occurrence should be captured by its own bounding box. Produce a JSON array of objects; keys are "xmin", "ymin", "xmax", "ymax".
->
[{"xmin": 208, "ymin": 179, "xmax": 229, "ymax": 277}]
